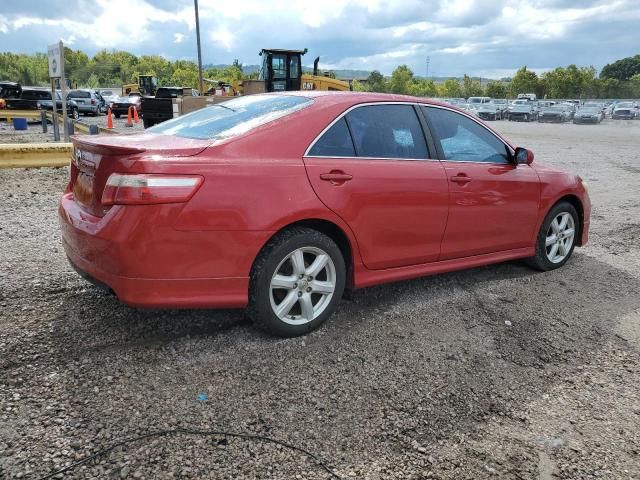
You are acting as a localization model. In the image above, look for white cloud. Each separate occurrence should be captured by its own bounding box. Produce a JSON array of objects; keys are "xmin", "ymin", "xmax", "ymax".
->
[{"xmin": 1, "ymin": 0, "xmax": 639, "ymax": 77}]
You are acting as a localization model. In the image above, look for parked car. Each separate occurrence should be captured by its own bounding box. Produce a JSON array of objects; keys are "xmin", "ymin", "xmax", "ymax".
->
[
  {"xmin": 509, "ymin": 102, "xmax": 538, "ymax": 121},
  {"xmin": 67, "ymin": 89, "xmax": 104, "ymax": 116},
  {"xmin": 573, "ymin": 106, "xmax": 602, "ymax": 124},
  {"xmin": 109, "ymin": 96, "xmax": 142, "ymax": 118},
  {"xmin": 37, "ymin": 91, "xmax": 80, "ymax": 120},
  {"xmin": 467, "ymin": 96, "xmax": 492, "ymax": 105},
  {"xmin": 538, "ymin": 104, "xmax": 570, "ymax": 123},
  {"xmin": 60, "ymin": 92, "xmax": 591, "ymax": 337},
  {"xmin": 611, "ymin": 102, "xmax": 637, "ymax": 120},
  {"xmin": 559, "ymin": 102, "xmax": 576, "ymax": 120},
  {"xmin": 491, "ymin": 99, "xmax": 509, "ymax": 116},
  {"xmin": 476, "ymin": 102, "xmax": 503, "ymax": 120},
  {"xmin": 99, "ymin": 89, "xmax": 120, "ymax": 105}
]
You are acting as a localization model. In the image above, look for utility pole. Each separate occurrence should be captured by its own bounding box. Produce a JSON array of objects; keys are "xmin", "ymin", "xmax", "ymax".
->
[
  {"xmin": 194, "ymin": 0, "xmax": 204, "ymax": 95},
  {"xmin": 426, "ymin": 56, "xmax": 430, "ymax": 79}
]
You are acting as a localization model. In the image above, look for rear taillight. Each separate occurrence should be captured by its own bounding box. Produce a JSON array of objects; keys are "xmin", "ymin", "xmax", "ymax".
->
[
  {"xmin": 91, "ymin": 99, "xmax": 96, "ymax": 105},
  {"xmin": 101, "ymin": 174, "xmax": 203, "ymax": 206}
]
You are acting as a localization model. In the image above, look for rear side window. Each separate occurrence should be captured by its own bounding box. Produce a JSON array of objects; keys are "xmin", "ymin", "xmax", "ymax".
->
[
  {"xmin": 308, "ymin": 118, "xmax": 355, "ymax": 157},
  {"xmin": 346, "ymin": 105, "xmax": 428, "ymax": 159},
  {"xmin": 21, "ymin": 90, "xmax": 50, "ymax": 100},
  {"xmin": 423, "ymin": 107, "xmax": 509, "ymax": 163},
  {"xmin": 148, "ymin": 94, "xmax": 313, "ymax": 140},
  {"xmin": 68, "ymin": 90, "xmax": 90, "ymax": 98}
]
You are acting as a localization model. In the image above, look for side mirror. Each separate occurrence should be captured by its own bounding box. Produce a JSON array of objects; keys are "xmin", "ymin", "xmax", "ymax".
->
[{"xmin": 515, "ymin": 147, "xmax": 534, "ymax": 165}]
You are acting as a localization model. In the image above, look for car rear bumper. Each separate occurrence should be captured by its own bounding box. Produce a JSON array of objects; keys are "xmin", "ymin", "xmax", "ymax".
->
[
  {"xmin": 58, "ymin": 193, "xmax": 264, "ymax": 309},
  {"xmin": 574, "ymin": 118, "xmax": 599, "ymax": 123}
]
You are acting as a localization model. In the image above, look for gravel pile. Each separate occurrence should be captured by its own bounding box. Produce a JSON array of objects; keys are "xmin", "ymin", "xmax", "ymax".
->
[{"xmin": 0, "ymin": 121, "xmax": 639, "ymax": 479}]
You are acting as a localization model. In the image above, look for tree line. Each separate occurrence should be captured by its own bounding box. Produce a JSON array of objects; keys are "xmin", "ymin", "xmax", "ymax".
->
[
  {"xmin": 0, "ymin": 48, "xmax": 246, "ymax": 90},
  {"xmin": 1, "ymin": 47, "xmax": 639, "ymax": 99},
  {"xmin": 357, "ymin": 57, "xmax": 640, "ymax": 99}
]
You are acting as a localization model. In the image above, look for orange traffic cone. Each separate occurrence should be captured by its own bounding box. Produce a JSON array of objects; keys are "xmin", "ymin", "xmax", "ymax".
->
[
  {"xmin": 125, "ymin": 106, "xmax": 133, "ymax": 128},
  {"xmin": 133, "ymin": 106, "xmax": 139, "ymax": 124},
  {"xmin": 106, "ymin": 108, "xmax": 114, "ymax": 129}
]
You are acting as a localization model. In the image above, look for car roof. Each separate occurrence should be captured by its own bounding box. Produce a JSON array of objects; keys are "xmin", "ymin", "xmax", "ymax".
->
[{"xmin": 269, "ymin": 90, "xmax": 453, "ymax": 108}]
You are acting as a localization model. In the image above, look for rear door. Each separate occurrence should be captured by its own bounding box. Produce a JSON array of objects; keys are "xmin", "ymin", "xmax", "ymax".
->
[
  {"xmin": 304, "ymin": 103, "xmax": 449, "ymax": 270},
  {"xmin": 422, "ymin": 106, "xmax": 540, "ymax": 260}
]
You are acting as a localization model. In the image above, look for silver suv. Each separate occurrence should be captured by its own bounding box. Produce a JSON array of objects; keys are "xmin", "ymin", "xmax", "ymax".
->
[{"xmin": 67, "ymin": 89, "xmax": 104, "ymax": 116}]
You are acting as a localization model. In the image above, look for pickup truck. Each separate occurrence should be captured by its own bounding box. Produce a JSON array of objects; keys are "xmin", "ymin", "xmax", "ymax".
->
[{"xmin": 140, "ymin": 87, "xmax": 198, "ymax": 128}]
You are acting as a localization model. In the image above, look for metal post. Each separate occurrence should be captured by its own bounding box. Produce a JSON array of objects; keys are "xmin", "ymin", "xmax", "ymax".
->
[
  {"xmin": 194, "ymin": 0, "xmax": 205, "ymax": 95},
  {"xmin": 59, "ymin": 41, "xmax": 69, "ymax": 141},
  {"xmin": 41, "ymin": 110, "xmax": 48, "ymax": 133},
  {"xmin": 50, "ymin": 78, "xmax": 60, "ymax": 141}
]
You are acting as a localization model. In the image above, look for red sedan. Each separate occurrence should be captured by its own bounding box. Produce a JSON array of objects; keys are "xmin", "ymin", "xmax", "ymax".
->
[{"xmin": 59, "ymin": 92, "xmax": 591, "ymax": 337}]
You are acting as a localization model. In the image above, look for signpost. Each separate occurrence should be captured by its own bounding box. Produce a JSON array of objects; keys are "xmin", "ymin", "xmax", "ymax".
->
[{"xmin": 47, "ymin": 41, "xmax": 68, "ymax": 141}]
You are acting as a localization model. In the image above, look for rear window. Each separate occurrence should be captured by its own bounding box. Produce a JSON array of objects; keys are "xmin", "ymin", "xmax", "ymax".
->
[
  {"xmin": 68, "ymin": 90, "xmax": 91, "ymax": 98},
  {"xmin": 148, "ymin": 95, "xmax": 313, "ymax": 140}
]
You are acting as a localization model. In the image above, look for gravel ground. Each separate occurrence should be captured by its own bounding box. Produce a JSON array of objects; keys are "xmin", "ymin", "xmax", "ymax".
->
[{"xmin": 0, "ymin": 119, "xmax": 639, "ymax": 479}]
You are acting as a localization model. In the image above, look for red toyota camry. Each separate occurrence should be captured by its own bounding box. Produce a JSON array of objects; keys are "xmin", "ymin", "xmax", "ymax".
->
[{"xmin": 59, "ymin": 92, "xmax": 591, "ymax": 337}]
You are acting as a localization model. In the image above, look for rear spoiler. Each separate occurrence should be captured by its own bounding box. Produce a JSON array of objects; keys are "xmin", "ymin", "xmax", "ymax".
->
[{"xmin": 72, "ymin": 136, "xmax": 146, "ymax": 156}]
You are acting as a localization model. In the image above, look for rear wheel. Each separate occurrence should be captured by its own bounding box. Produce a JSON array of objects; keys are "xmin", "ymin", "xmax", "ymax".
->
[
  {"xmin": 71, "ymin": 108, "xmax": 79, "ymax": 120},
  {"xmin": 526, "ymin": 201, "xmax": 579, "ymax": 271},
  {"xmin": 248, "ymin": 227, "xmax": 346, "ymax": 337}
]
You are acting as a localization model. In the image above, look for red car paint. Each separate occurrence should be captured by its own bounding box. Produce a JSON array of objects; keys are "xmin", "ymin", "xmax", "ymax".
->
[{"xmin": 59, "ymin": 92, "xmax": 591, "ymax": 308}]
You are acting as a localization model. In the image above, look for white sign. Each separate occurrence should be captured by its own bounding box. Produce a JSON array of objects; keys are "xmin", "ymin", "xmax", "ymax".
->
[{"xmin": 47, "ymin": 42, "xmax": 62, "ymax": 78}]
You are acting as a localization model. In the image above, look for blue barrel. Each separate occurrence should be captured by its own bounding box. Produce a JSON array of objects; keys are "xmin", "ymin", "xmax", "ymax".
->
[{"xmin": 13, "ymin": 118, "xmax": 28, "ymax": 130}]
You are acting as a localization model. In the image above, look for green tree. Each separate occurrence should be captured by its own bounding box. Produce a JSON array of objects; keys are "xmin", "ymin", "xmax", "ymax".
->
[
  {"xmin": 438, "ymin": 78, "xmax": 463, "ymax": 98},
  {"xmin": 600, "ymin": 54, "xmax": 640, "ymax": 81},
  {"xmin": 389, "ymin": 65, "xmax": 414, "ymax": 94},
  {"xmin": 509, "ymin": 66, "xmax": 540, "ymax": 97},
  {"xmin": 485, "ymin": 80, "xmax": 507, "ymax": 98},
  {"xmin": 462, "ymin": 74, "xmax": 483, "ymax": 97},
  {"xmin": 366, "ymin": 70, "xmax": 387, "ymax": 92},
  {"xmin": 409, "ymin": 78, "xmax": 437, "ymax": 97}
]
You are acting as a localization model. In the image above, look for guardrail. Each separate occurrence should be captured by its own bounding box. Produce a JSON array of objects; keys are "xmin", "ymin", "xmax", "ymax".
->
[
  {"xmin": 0, "ymin": 143, "xmax": 71, "ymax": 169},
  {"xmin": 1, "ymin": 109, "xmax": 117, "ymax": 135}
]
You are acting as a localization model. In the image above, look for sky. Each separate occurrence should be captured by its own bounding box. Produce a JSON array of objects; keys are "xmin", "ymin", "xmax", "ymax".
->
[{"xmin": 1, "ymin": 0, "xmax": 639, "ymax": 78}]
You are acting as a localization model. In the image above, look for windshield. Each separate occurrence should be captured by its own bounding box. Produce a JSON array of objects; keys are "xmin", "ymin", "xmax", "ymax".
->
[
  {"xmin": 148, "ymin": 94, "xmax": 313, "ymax": 140},
  {"xmin": 616, "ymin": 102, "xmax": 634, "ymax": 108}
]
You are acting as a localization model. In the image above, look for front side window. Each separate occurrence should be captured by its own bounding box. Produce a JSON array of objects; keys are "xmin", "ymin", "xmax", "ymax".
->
[
  {"xmin": 148, "ymin": 94, "xmax": 313, "ymax": 140},
  {"xmin": 346, "ymin": 104, "xmax": 429, "ymax": 159},
  {"xmin": 308, "ymin": 118, "xmax": 355, "ymax": 157},
  {"xmin": 423, "ymin": 107, "xmax": 510, "ymax": 163}
]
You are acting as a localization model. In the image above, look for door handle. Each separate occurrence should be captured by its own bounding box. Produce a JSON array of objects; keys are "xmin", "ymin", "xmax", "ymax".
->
[
  {"xmin": 450, "ymin": 174, "xmax": 471, "ymax": 184},
  {"xmin": 320, "ymin": 171, "xmax": 353, "ymax": 183}
]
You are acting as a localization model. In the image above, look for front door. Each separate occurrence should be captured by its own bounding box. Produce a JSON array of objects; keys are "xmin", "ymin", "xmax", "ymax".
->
[
  {"xmin": 423, "ymin": 106, "xmax": 540, "ymax": 260},
  {"xmin": 304, "ymin": 104, "xmax": 449, "ymax": 270}
]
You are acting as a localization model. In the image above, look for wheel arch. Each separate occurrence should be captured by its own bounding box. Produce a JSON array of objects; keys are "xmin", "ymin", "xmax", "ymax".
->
[
  {"xmin": 255, "ymin": 218, "xmax": 356, "ymax": 289},
  {"xmin": 551, "ymin": 194, "xmax": 585, "ymax": 246}
]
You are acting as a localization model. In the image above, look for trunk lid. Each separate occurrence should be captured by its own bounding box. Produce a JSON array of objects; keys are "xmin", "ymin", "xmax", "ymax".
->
[{"xmin": 70, "ymin": 133, "xmax": 210, "ymax": 217}]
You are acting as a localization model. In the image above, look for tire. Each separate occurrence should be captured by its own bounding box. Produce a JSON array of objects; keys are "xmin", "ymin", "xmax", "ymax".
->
[
  {"xmin": 142, "ymin": 118, "xmax": 155, "ymax": 129},
  {"xmin": 115, "ymin": 113, "xmax": 121, "ymax": 118},
  {"xmin": 526, "ymin": 201, "xmax": 579, "ymax": 271},
  {"xmin": 72, "ymin": 108, "xmax": 79, "ymax": 120},
  {"xmin": 247, "ymin": 227, "xmax": 346, "ymax": 337}
]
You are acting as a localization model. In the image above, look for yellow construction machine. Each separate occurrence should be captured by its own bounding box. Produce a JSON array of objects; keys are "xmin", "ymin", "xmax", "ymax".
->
[
  {"xmin": 240, "ymin": 49, "xmax": 351, "ymax": 95},
  {"xmin": 122, "ymin": 75, "xmax": 157, "ymax": 96}
]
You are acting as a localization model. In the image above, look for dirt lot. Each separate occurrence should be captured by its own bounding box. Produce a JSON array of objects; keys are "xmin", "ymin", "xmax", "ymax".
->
[{"xmin": 0, "ymin": 119, "xmax": 639, "ymax": 479}]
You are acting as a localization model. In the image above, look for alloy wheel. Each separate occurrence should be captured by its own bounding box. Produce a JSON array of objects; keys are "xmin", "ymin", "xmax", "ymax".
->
[
  {"xmin": 545, "ymin": 212, "xmax": 575, "ymax": 263},
  {"xmin": 269, "ymin": 247, "xmax": 336, "ymax": 325}
]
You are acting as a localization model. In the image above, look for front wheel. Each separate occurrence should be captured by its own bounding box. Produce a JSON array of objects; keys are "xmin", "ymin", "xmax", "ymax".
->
[
  {"xmin": 526, "ymin": 202, "xmax": 579, "ymax": 271},
  {"xmin": 248, "ymin": 227, "xmax": 346, "ymax": 337},
  {"xmin": 72, "ymin": 108, "xmax": 79, "ymax": 120}
]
